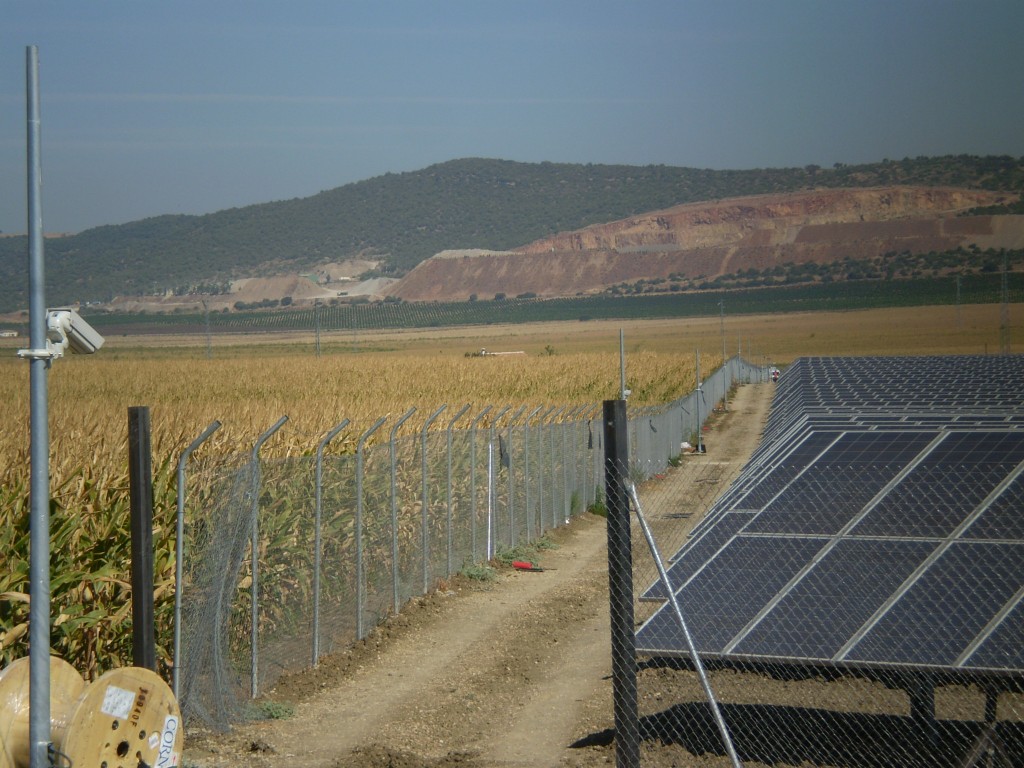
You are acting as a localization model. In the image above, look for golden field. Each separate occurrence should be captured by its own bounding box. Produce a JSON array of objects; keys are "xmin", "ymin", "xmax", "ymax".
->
[{"xmin": 0, "ymin": 302, "xmax": 1018, "ymax": 675}]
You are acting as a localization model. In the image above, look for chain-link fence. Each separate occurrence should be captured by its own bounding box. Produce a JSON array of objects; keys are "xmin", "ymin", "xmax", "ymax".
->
[
  {"xmin": 174, "ymin": 406, "xmax": 599, "ymax": 729},
  {"xmin": 607, "ymin": 355, "xmax": 1024, "ymax": 768},
  {"xmin": 174, "ymin": 356, "xmax": 761, "ymax": 731}
]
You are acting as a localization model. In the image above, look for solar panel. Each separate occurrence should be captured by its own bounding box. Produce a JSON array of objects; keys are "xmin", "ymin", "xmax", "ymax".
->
[{"xmin": 636, "ymin": 354, "xmax": 1024, "ymax": 679}]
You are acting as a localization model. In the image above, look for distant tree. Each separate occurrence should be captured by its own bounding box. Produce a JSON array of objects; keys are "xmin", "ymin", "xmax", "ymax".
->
[{"xmin": 494, "ymin": 292, "xmax": 506, "ymax": 301}]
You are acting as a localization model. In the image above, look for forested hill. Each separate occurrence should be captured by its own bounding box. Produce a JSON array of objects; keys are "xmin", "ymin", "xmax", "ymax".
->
[{"xmin": 1, "ymin": 155, "xmax": 1022, "ymax": 313}]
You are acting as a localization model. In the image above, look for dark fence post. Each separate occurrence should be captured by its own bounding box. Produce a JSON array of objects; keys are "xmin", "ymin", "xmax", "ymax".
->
[
  {"xmin": 604, "ymin": 399, "xmax": 640, "ymax": 768},
  {"xmin": 128, "ymin": 405, "xmax": 156, "ymax": 671}
]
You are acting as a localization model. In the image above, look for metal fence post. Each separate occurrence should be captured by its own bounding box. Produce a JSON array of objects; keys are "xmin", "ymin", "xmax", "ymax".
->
[
  {"xmin": 421, "ymin": 405, "xmax": 447, "ymax": 594},
  {"xmin": 505, "ymin": 405, "xmax": 527, "ymax": 547},
  {"xmin": 523, "ymin": 406, "xmax": 543, "ymax": 542},
  {"xmin": 445, "ymin": 404, "xmax": 471, "ymax": 576},
  {"xmin": 563, "ymin": 405, "xmax": 585, "ymax": 523},
  {"xmin": 469, "ymin": 406, "xmax": 492, "ymax": 563},
  {"xmin": 249, "ymin": 415, "xmax": 288, "ymax": 699},
  {"xmin": 312, "ymin": 417, "xmax": 349, "ymax": 667},
  {"xmin": 355, "ymin": 416, "xmax": 387, "ymax": 640},
  {"xmin": 487, "ymin": 405, "xmax": 511, "ymax": 559},
  {"xmin": 535, "ymin": 406, "xmax": 557, "ymax": 540},
  {"xmin": 389, "ymin": 407, "xmax": 417, "ymax": 613},
  {"xmin": 173, "ymin": 419, "xmax": 221, "ymax": 698},
  {"xmin": 549, "ymin": 405, "xmax": 567, "ymax": 530},
  {"xmin": 603, "ymin": 399, "xmax": 639, "ymax": 768}
]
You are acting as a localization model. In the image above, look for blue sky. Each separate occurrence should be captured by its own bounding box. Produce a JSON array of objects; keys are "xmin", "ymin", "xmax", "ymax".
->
[{"xmin": 2, "ymin": 1, "xmax": 1022, "ymax": 234}]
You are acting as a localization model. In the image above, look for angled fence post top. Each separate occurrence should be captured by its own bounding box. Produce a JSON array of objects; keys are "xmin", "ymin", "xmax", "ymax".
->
[
  {"xmin": 471, "ymin": 404, "xmax": 493, "ymax": 430},
  {"xmin": 506, "ymin": 404, "xmax": 528, "ymax": 429},
  {"xmin": 252, "ymin": 415, "xmax": 289, "ymax": 460},
  {"xmin": 389, "ymin": 407, "xmax": 418, "ymax": 441},
  {"xmin": 178, "ymin": 420, "xmax": 222, "ymax": 476},
  {"xmin": 490, "ymin": 404, "xmax": 512, "ymax": 429},
  {"xmin": 422, "ymin": 404, "xmax": 448, "ymax": 434},
  {"xmin": 447, "ymin": 403, "xmax": 472, "ymax": 431},
  {"xmin": 357, "ymin": 416, "xmax": 388, "ymax": 453},
  {"xmin": 317, "ymin": 418, "xmax": 351, "ymax": 458}
]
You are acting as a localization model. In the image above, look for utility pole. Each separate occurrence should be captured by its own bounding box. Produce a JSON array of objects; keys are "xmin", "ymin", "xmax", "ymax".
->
[{"xmin": 719, "ymin": 299, "xmax": 727, "ymax": 411}]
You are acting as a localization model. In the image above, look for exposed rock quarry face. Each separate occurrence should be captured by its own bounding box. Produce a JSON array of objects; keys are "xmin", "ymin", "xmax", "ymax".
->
[{"xmin": 390, "ymin": 187, "xmax": 1023, "ymax": 302}]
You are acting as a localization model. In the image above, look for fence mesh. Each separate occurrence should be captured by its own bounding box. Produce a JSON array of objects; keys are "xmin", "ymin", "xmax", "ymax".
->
[
  {"xmin": 175, "ymin": 400, "xmax": 615, "ymax": 730},
  {"xmin": 606, "ymin": 356, "xmax": 1024, "ymax": 768}
]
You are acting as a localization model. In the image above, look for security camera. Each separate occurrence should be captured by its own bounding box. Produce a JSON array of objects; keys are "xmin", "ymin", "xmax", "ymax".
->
[{"xmin": 46, "ymin": 308, "xmax": 104, "ymax": 356}]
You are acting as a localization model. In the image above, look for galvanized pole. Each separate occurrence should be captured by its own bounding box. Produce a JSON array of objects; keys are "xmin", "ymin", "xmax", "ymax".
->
[
  {"xmin": 389, "ymin": 407, "xmax": 417, "ymax": 613},
  {"xmin": 24, "ymin": 46, "xmax": 51, "ymax": 768},
  {"xmin": 486, "ymin": 405, "xmax": 511, "ymax": 559},
  {"xmin": 355, "ymin": 417, "xmax": 387, "ymax": 639},
  {"xmin": 312, "ymin": 418, "xmax": 349, "ymax": 667},
  {"xmin": 468, "ymin": 406, "xmax": 492, "ymax": 563},
  {"xmin": 445, "ymin": 404, "xmax": 471, "ymax": 576},
  {"xmin": 696, "ymin": 351, "xmax": 703, "ymax": 454},
  {"xmin": 548, "ymin": 405, "xmax": 567, "ymax": 529},
  {"xmin": 173, "ymin": 419, "xmax": 221, "ymax": 698},
  {"xmin": 249, "ymin": 415, "xmax": 288, "ymax": 698},
  {"xmin": 619, "ymin": 328, "xmax": 627, "ymax": 399},
  {"xmin": 504, "ymin": 405, "xmax": 527, "ymax": 548},
  {"xmin": 522, "ymin": 406, "xmax": 542, "ymax": 543},
  {"xmin": 421, "ymin": 405, "xmax": 447, "ymax": 594},
  {"xmin": 720, "ymin": 299, "xmax": 728, "ymax": 411},
  {"xmin": 535, "ymin": 406, "xmax": 557, "ymax": 540},
  {"xmin": 562, "ymin": 405, "xmax": 585, "ymax": 523},
  {"xmin": 314, "ymin": 299, "xmax": 322, "ymax": 358}
]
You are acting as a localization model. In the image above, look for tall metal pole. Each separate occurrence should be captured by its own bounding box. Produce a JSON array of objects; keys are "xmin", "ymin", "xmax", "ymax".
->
[
  {"xmin": 619, "ymin": 328, "xmax": 627, "ymax": 399},
  {"xmin": 389, "ymin": 407, "xmax": 417, "ymax": 612},
  {"xmin": 696, "ymin": 350, "xmax": 704, "ymax": 453},
  {"xmin": 469, "ymin": 406, "xmax": 492, "ymax": 563},
  {"xmin": 25, "ymin": 45, "xmax": 51, "ymax": 768},
  {"xmin": 355, "ymin": 417, "xmax": 388, "ymax": 639},
  {"xmin": 603, "ymin": 399, "xmax": 640, "ymax": 768},
  {"xmin": 313, "ymin": 418, "xmax": 349, "ymax": 666},
  {"xmin": 421, "ymin": 404, "xmax": 447, "ymax": 594},
  {"xmin": 445, "ymin": 404, "xmax": 471, "ymax": 576},
  {"xmin": 719, "ymin": 299, "xmax": 727, "ymax": 411},
  {"xmin": 174, "ymin": 420, "xmax": 221, "ymax": 697},
  {"xmin": 250, "ymin": 415, "xmax": 289, "ymax": 699},
  {"xmin": 314, "ymin": 299, "xmax": 322, "ymax": 358}
]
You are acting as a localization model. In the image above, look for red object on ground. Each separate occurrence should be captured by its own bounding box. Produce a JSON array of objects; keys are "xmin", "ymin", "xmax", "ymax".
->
[{"xmin": 512, "ymin": 560, "xmax": 544, "ymax": 572}]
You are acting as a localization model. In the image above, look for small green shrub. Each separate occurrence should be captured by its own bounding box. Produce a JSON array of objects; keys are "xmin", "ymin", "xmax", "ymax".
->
[
  {"xmin": 248, "ymin": 700, "xmax": 294, "ymax": 720},
  {"xmin": 459, "ymin": 563, "xmax": 497, "ymax": 582}
]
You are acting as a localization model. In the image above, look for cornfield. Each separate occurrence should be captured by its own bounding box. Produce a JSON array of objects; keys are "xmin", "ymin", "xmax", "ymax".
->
[{"xmin": 0, "ymin": 347, "xmax": 707, "ymax": 679}]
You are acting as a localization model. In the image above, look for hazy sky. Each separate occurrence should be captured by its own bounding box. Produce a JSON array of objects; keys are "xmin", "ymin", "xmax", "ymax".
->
[{"xmin": 2, "ymin": 1, "xmax": 1022, "ymax": 235}]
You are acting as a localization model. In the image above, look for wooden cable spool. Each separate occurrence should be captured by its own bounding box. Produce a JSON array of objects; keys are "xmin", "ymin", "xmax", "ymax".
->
[
  {"xmin": 0, "ymin": 657, "xmax": 85, "ymax": 768},
  {"xmin": 0, "ymin": 659, "xmax": 183, "ymax": 768}
]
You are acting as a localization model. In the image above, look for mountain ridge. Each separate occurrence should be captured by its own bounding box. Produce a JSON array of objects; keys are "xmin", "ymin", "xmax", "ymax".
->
[{"xmin": 0, "ymin": 155, "xmax": 1021, "ymax": 313}]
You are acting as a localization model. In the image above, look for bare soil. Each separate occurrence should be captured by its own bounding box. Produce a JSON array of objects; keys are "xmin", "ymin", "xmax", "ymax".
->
[{"xmin": 184, "ymin": 383, "xmax": 775, "ymax": 768}]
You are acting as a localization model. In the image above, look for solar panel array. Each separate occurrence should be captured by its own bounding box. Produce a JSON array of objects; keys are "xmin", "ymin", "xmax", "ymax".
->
[{"xmin": 636, "ymin": 355, "xmax": 1024, "ymax": 677}]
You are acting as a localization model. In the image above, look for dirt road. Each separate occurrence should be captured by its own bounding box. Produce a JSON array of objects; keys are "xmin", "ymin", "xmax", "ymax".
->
[{"xmin": 185, "ymin": 383, "xmax": 774, "ymax": 768}]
